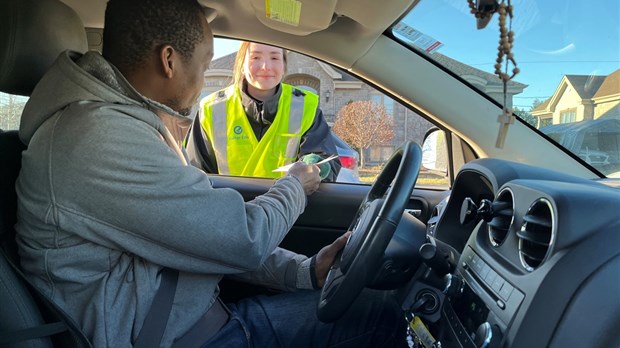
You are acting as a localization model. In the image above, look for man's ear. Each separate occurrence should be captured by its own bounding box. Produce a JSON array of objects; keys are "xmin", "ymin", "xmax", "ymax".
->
[{"xmin": 158, "ymin": 45, "xmax": 176, "ymax": 79}]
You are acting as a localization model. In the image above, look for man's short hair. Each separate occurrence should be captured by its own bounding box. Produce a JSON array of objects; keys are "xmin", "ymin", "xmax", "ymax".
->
[{"xmin": 102, "ymin": 0, "xmax": 204, "ymax": 73}]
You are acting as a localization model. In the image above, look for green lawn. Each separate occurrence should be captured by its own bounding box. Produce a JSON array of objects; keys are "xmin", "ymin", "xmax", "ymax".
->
[{"xmin": 358, "ymin": 167, "xmax": 449, "ymax": 186}]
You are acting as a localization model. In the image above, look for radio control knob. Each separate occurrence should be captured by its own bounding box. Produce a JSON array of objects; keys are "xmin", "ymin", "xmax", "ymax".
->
[{"xmin": 474, "ymin": 322, "xmax": 502, "ymax": 348}]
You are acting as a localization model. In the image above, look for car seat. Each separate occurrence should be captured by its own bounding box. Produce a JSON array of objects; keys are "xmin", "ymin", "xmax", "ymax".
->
[{"xmin": 0, "ymin": 0, "xmax": 91, "ymax": 346}]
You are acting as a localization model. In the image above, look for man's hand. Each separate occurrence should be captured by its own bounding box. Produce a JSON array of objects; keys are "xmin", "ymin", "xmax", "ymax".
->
[
  {"xmin": 314, "ymin": 231, "xmax": 352, "ymax": 288},
  {"xmin": 288, "ymin": 161, "xmax": 321, "ymax": 195}
]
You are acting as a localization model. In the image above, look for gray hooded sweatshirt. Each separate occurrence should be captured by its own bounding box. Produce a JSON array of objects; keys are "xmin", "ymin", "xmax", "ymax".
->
[{"xmin": 15, "ymin": 51, "xmax": 313, "ymax": 347}]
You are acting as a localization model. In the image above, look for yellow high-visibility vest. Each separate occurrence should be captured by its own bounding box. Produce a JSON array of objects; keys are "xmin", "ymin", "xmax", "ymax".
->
[{"xmin": 200, "ymin": 84, "xmax": 318, "ymax": 178}]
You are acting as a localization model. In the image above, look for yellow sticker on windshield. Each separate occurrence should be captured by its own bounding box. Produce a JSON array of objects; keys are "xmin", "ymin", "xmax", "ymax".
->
[{"xmin": 265, "ymin": 0, "xmax": 301, "ymax": 26}]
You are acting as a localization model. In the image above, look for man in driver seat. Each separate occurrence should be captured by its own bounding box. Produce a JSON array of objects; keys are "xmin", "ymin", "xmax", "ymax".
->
[{"xmin": 14, "ymin": 0, "xmax": 405, "ymax": 346}]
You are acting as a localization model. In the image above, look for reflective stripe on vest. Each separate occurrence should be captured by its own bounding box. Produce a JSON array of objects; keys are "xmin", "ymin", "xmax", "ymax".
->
[
  {"xmin": 210, "ymin": 98, "xmax": 229, "ymax": 174},
  {"xmin": 200, "ymin": 84, "xmax": 318, "ymax": 178}
]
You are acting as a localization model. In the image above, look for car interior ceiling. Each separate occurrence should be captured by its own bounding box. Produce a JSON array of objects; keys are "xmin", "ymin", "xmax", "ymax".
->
[{"xmin": 60, "ymin": 0, "xmax": 418, "ymax": 73}]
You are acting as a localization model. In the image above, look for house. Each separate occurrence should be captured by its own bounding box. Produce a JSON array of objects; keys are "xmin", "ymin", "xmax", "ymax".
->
[
  {"xmin": 534, "ymin": 69, "xmax": 620, "ymax": 168},
  {"xmin": 202, "ymin": 50, "xmax": 526, "ymax": 164},
  {"xmin": 532, "ymin": 68, "xmax": 620, "ymax": 127}
]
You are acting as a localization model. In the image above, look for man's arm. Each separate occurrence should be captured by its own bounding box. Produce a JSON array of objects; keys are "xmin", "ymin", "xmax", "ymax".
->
[
  {"xmin": 229, "ymin": 231, "xmax": 351, "ymax": 291},
  {"xmin": 49, "ymin": 108, "xmax": 311, "ymax": 276}
]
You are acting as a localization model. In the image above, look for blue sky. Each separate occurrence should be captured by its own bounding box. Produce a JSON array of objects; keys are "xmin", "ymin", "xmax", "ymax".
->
[
  {"xmin": 213, "ymin": 38, "xmax": 241, "ymax": 60},
  {"xmin": 213, "ymin": 0, "xmax": 619, "ymax": 110}
]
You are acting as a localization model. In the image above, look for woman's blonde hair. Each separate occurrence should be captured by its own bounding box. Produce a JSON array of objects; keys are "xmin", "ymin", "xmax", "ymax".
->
[{"xmin": 231, "ymin": 41, "xmax": 288, "ymax": 87}]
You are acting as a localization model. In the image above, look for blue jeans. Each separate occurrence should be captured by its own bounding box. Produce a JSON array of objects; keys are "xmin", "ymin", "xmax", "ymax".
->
[{"xmin": 201, "ymin": 289, "xmax": 407, "ymax": 348}]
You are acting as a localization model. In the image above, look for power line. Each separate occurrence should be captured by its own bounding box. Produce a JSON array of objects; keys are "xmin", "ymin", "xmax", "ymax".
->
[{"xmin": 470, "ymin": 60, "xmax": 620, "ymax": 66}]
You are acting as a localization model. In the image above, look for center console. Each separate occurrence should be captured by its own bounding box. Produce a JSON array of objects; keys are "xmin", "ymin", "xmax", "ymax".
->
[{"xmin": 406, "ymin": 246, "xmax": 524, "ymax": 348}]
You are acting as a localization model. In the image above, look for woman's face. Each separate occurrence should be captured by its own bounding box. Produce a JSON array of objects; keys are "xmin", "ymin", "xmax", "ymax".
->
[{"xmin": 243, "ymin": 43, "xmax": 285, "ymax": 95}]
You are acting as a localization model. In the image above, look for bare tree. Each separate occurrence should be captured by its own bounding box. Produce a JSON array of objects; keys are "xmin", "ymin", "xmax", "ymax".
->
[{"xmin": 333, "ymin": 100, "xmax": 394, "ymax": 168}]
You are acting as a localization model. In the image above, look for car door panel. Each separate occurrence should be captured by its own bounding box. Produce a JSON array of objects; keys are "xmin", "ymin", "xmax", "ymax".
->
[{"xmin": 209, "ymin": 175, "xmax": 450, "ymax": 257}]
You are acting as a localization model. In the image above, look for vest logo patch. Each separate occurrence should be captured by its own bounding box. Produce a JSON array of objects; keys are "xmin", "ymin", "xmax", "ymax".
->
[{"xmin": 230, "ymin": 125, "xmax": 249, "ymax": 141}]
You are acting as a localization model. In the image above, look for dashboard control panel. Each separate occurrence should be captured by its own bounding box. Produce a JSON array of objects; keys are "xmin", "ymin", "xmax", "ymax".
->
[{"xmin": 442, "ymin": 246, "xmax": 524, "ymax": 347}]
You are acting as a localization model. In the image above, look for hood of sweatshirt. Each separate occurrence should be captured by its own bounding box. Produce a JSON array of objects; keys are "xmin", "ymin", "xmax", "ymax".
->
[{"xmin": 19, "ymin": 50, "xmax": 195, "ymax": 147}]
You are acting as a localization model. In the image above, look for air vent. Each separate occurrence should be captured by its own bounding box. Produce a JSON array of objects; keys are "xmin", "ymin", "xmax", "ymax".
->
[
  {"xmin": 518, "ymin": 198, "xmax": 555, "ymax": 272},
  {"xmin": 487, "ymin": 188, "xmax": 514, "ymax": 247}
]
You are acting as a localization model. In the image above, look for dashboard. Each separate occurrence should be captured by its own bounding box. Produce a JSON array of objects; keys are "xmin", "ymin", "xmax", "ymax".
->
[{"xmin": 404, "ymin": 158, "xmax": 620, "ymax": 347}]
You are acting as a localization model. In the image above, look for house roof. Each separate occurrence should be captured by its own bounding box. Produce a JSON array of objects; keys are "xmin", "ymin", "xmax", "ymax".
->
[
  {"xmin": 210, "ymin": 52, "xmax": 236, "ymax": 70},
  {"xmin": 532, "ymin": 98, "xmax": 551, "ymax": 113},
  {"xmin": 532, "ymin": 72, "xmax": 611, "ymax": 114},
  {"xmin": 593, "ymin": 68, "xmax": 620, "ymax": 99},
  {"xmin": 564, "ymin": 75, "xmax": 606, "ymax": 99}
]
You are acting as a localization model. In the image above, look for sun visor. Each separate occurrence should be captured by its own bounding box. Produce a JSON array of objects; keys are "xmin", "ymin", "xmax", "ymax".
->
[{"xmin": 248, "ymin": 0, "xmax": 337, "ymax": 35}]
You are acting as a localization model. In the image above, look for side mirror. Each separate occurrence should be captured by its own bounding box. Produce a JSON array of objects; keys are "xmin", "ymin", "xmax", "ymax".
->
[{"xmin": 421, "ymin": 128, "xmax": 448, "ymax": 177}]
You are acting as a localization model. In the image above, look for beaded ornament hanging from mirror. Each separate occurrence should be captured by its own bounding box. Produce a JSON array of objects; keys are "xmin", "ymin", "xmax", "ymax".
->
[{"xmin": 467, "ymin": 0, "xmax": 519, "ymax": 148}]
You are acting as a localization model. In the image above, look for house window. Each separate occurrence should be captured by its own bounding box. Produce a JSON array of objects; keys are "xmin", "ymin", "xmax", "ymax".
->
[
  {"xmin": 371, "ymin": 94, "xmax": 394, "ymax": 116},
  {"xmin": 371, "ymin": 95, "xmax": 381, "ymax": 106},
  {"xmin": 560, "ymin": 109, "xmax": 576, "ymax": 124},
  {"xmin": 368, "ymin": 146, "xmax": 394, "ymax": 163},
  {"xmin": 384, "ymin": 97, "xmax": 394, "ymax": 115}
]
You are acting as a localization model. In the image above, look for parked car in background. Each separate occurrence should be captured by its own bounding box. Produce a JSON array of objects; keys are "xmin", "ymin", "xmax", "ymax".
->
[
  {"xmin": 332, "ymin": 133, "xmax": 360, "ymax": 183},
  {"xmin": 578, "ymin": 148, "xmax": 611, "ymax": 166}
]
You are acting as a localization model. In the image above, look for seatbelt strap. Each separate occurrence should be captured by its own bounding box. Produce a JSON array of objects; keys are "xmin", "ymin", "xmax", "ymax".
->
[
  {"xmin": 0, "ymin": 322, "xmax": 67, "ymax": 345},
  {"xmin": 171, "ymin": 298, "xmax": 229, "ymax": 347},
  {"xmin": 134, "ymin": 268, "xmax": 179, "ymax": 348},
  {"xmin": 0, "ymin": 245, "xmax": 89, "ymax": 346}
]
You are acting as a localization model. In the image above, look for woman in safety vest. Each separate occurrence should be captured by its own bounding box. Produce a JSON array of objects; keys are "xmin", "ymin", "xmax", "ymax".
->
[{"xmin": 186, "ymin": 41, "xmax": 341, "ymax": 181}]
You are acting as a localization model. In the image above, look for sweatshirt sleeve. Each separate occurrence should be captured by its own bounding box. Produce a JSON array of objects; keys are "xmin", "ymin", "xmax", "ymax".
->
[
  {"xmin": 226, "ymin": 247, "xmax": 316, "ymax": 291},
  {"xmin": 299, "ymin": 107, "xmax": 342, "ymax": 182},
  {"xmin": 47, "ymin": 105, "xmax": 308, "ymax": 276}
]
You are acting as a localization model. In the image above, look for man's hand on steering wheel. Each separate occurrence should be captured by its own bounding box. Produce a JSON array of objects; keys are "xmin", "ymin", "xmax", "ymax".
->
[{"xmin": 314, "ymin": 232, "xmax": 352, "ymax": 288}]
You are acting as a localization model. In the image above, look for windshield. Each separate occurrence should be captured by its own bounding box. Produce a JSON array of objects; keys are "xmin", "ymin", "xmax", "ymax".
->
[{"xmin": 393, "ymin": 0, "xmax": 620, "ymax": 178}]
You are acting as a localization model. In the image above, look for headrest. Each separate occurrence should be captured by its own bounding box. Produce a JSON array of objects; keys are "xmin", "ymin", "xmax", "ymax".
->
[{"xmin": 0, "ymin": 0, "xmax": 88, "ymax": 96}]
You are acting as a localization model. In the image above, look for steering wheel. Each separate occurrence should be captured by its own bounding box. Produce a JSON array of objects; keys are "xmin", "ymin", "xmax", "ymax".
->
[{"xmin": 317, "ymin": 141, "xmax": 422, "ymax": 322}]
